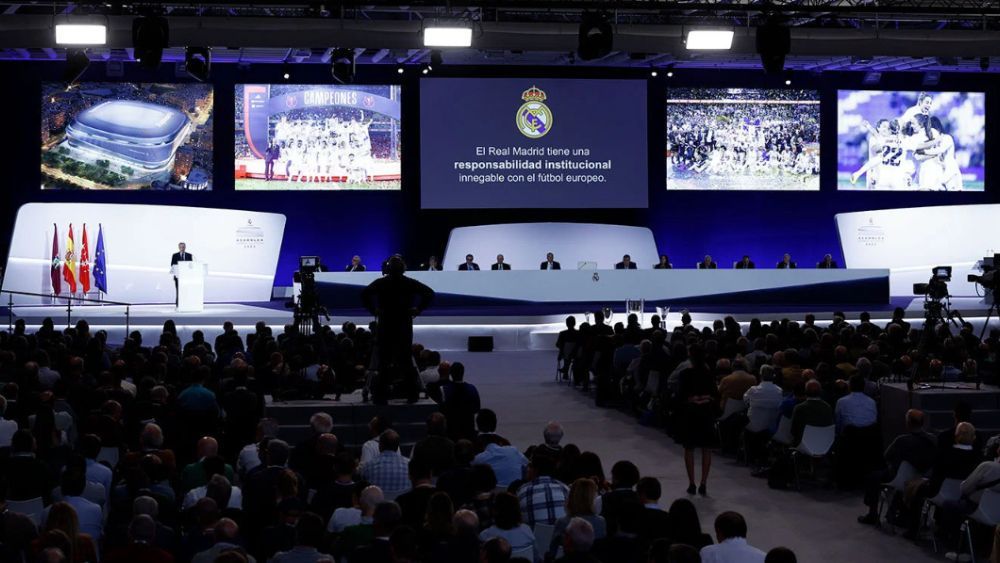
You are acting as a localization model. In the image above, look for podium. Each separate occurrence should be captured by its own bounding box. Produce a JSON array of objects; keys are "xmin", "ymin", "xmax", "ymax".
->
[{"xmin": 171, "ymin": 261, "xmax": 207, "ymax": 312}]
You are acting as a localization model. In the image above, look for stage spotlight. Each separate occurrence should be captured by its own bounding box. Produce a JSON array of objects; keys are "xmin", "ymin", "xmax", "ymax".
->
[
  {"xmin": 685, "ymin": 29, "xmax": 733, "ymax": 50},
  {"xmin": 422, "ymin": 66, "xmax": 430, "ymax": 75},
  {"xmin": 331, "ymin": 47, "xmax": 355, "ymax": 84},
  {"xmin": 578, "ymin": 11, "xmax": 613, "ymax": 60},
  {"xmin": 282, "ymin": 62, "xmax": 291, "ymax": 80},
  {"xmin": 132, "ymin": 15, "xmax": 168, "ymax": 70},
  {"xmin": 666, "ymin": 70, "xmax": 674, "ymax": 78},
  {"xmin": 423, "ymin": 21, "xmax": 473, "ymax": 48},
  {"xmin": 650, "ymin": 69, "xmax": 658, "ymax": 77},
  {"xmin": 63, "ymin": 49, "xmax": 91, "ymax": 84},
  {"xmin": 785, "ymin": 78, "xmax": 792, "ymax": 85},
  {"xmin": 396, "ymin": 66, "xmax": 404, "ymax": 74},
  {"xmin": 55, "ymin": 23, "xmax": 107, "ymax": 45},
  {"xmin": 184, "ymin": 47, "xmax": 211, "ymax": 81},
  {"xmin": 756, "ymin": 21, "xmax": 790, "ymax": 74}
]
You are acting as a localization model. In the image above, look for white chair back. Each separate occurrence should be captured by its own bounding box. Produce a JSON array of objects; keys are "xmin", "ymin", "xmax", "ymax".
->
[
  {"xmin": 886, "ymin": 461, "xmax": 921, "ymax": 490},
  {"xmin": 930, "ymin": 478, "xmax": 963, "ymax": 506},
  {"xmin": 771, "ymin": 416, "xmax": 793, "ymax": 445},
  {"xmin": 534, "ymin": 523, "xmax": 556, "ymax": 558},
  {"xmin": 746, "ymin": 406, "xmax": 779, "ymax": 433},
  {"xmin": 511, "ymin": 545, "xmax": 535, "ymax": 561},
  {"xmin": 645, "ymin": 370, "xmax": 661, "ymax": 395},
  {"xmin": 7, "ymin": 497, "xmax": 44, "ymax": 524},
  {"xmin": 98, "ymin": 446, "xmax": 120, "ymax": 468},
  {"xmin": 718, "ymin": 399, "xmax": 748, "ymax": 421},
  {"xmin": 970, "ymin": 489, "xmax": 1000, "ymax": 526},
  {"xmin": 796, "ymin": 425, "xmax": 835, "ymax": 456}
]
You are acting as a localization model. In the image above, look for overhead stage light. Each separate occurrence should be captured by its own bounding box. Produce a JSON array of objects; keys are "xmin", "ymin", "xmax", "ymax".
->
[
  {"xmin": 184, "ymin": 47, "xmax": 211, "ymax": 82},
  {"xmin": 578, "ymin": 11, "xmax": 613, "ymax": 60},
  {"xmin": 63, "ymin": 49, "xmax": 91, "ymax": 84},
  {"xmin": 423, "ymin": 22, "xmax": 473, "ymax": 48},
  {"xmin": 56, "ymin": 24, "xmax": 107, "ymax": 46},
  {"xmin": 331, "ymin": 48, "xmax": 355, "ymax": 84},
  {"xmin": 132, "ymin": 15, "xmax": 169, "ymax": 70},
  {"xmin": 685, "ymin": 29, "xmax": 733, "ymax": 50}
]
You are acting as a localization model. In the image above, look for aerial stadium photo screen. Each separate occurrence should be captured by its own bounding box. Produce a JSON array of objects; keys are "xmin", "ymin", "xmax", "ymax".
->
[
  {"xmin": 234, "ymin": 84, "xmax": 402, "ymax": 190},
  {"xmin": 837, "ymin": 90, "xmax": 986, "ymax": 191},
  {"xmin": 666, "ymin": 88, "xmax": 820, "ymax": 191},
  {"xmin": 41, "ymin": 83, "xmax": 214, "ymax": 190}
]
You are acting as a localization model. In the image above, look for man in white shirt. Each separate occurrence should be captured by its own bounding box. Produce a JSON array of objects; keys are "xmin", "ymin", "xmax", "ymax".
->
[
  {"xmin": 328, "ymin": 485, "xmax": 382, "ymax": 533},
  {"xmin": 360, "ymin": 415, "xmax": 392, "ymax": 465},
  {"xmin": 237, "ymin": 418, "xmax": 280, "ymax": 478},
  {"xmin": 81, "ymin": 434, "xmax": 113, "ymax": 503},
  {"xmin": 0, "ymin": 395, "xmax": 18, "ymax": 448},
  {"xmin": 700, "ymin": 512, "xmax": 765, "ymax": 563},
  {"xmin": 834, "ymin": 375, "xmax": 878, "ymax": 433},
  {"xmin": 54, "ymin": 469, "xmax": 104, "ymax": 543},
  {"xmin": 743, "ymin": 365, "xmax": 783, "ymax": 468}
]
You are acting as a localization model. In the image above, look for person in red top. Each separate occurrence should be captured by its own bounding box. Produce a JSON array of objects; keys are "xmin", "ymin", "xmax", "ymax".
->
[{"xmin": 104, "ymin": 515, "xmax": 174, "ymax": 563}]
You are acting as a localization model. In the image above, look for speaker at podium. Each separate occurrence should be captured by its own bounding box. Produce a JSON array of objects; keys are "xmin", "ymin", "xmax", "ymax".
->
[{"xmin": 171, "ymin": 261, "xmax": 208, "ymax": 312}]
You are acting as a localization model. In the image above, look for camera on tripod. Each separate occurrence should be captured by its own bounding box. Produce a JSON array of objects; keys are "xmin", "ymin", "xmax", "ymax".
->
[
  {"xmin": 288, "ymin": 256, "xmax": 330, "ymax": 333},
  {"xmin": 968, "ymin": 254, "xmax": 1000, "ymax": 303},
  {"xmin": 913, "ymin": 265, "xmax": 952, "ymax": 301}
]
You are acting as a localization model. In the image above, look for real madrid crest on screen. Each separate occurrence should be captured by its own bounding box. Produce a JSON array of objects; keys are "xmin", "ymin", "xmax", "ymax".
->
[{"xmin": 516, "ymin": 86, "xmax": 552, "ymax": 139}]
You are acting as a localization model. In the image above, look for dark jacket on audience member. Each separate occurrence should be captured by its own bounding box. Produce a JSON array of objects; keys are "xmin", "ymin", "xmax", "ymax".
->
[{"xmin": 885, "ymin": 430, "xmax": 938, "ymax": 474}]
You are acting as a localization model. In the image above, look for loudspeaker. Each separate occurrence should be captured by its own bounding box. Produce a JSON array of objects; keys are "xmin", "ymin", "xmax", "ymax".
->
[{"xmin": 468, "ymin": 336, "xmax": 494, "ymax": 352}]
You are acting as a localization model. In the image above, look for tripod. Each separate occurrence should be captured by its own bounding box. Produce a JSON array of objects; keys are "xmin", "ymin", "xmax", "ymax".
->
[{"xmin": 980, "ymin": 291, "xmax": 1000, "ymax": 340}]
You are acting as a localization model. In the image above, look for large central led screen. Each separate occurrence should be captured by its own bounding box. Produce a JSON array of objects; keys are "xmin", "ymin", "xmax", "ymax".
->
[
  {"xmin": 667, "ymin": 88, "xmax": 820, "ymax": 191},
  {"xmin": 235, "ymin": 84, "xmax": 402, "ymax": 190},
  {"xmin": 837, "ymin": 90, "xmax": 985, "ymax": 191},
  {"xmin": 420, "ymin": 78, "xmax": 648, "ymax": 209},
  {"xmin": 41, "ymin": 82, "xmax": 214, "ymax": 190}
]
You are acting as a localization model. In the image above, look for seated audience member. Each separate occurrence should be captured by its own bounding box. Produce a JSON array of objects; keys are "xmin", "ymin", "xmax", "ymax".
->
[
  {"xmin": 481, "ymin": 537, "xmax": 512, "ymax": 563},
  {"xmin": 938, "ymin": 401, "xmax": 979, "ymax": 454},
  {"xmin": 395, "ymin": 460, "xmax": 437, "ymax": 529},
  {"xmin": 3, "ymin": 429, "xmax": 54, "ymax": 502},
  {"xmin": 424, "ymin": 256, "xmax": 442, "ymax": 271},
  {"xmin": 557, "ymin": 517, "xmax": 601, "ymax": 563},
  {"xmin": 361, "ymin": 415, "xmax": 393, "ymax": 465},
  {"xmin": 518, "ymin": 453, "xmax": 570, "ymax": 527},
  {"xmin": 735, "ymin": 255, "xmax": 755, "ymax": 269},
  {"xmin": 475, "ymin": 409, "xmax": 512, "ymax": 452},
  {"xmin": 698, "ymin": 255, "xmax": 718, "ymax": 269},
  {"xmin": 441, "ymin": 363, "xmax": 481, "ymax": 441},
  {"xmin": 0, "ymin": 479, "xmax": 40, "ymax": 562},
  {"xmin": 183, "ymin": 471, "xmax": 242, "ymax": 511},
  {"xmin": 637, "ymin": 476, "xmax": 670, "ymax": 543},
  {"xmin": 790, "ymin": 379, "xmax": 833, "ymax": 447},
  {"xmin": 351, "ymin": 501, "xmax": 402, "ymax": 563},
  {"xmin": 654, "ymin": 255, "xmax": 673, "ymax": 269},
  {"xmin": 541, "ymin": 252, "xmax": 561, "ymax": 270},
  {"xmin": 328, "ymin": 484, "xmax": 382, "ymax": 534},
  {"xmin": 311, "ymin": 451, "xmax": 359, "ymax": 521},
  {"xmin": 458, "ymin": 254, "xmax": 480, "ymax": 271},
  {"xmin": 287, "ymin": 412, "xmax": 334, "ymax": 481},
  {"xmin": 491, "ymin": 254, "xmax": 512, "ymax": 271},
  {"xmin": 37, "ymin": 501, "xmax": 99, "ymax": 563},
  {"xmin": 593, "ymin": 498, "xmax": 647, "ymax": 563},
  {"xmin": 104, "ymin": 515, "xmax": 174, "ymax": 563},
  {"xmin": 549, "ymin": 479, "xmax": 607, "ymax": 559},
  {"xmin": 411, "ymin": 412, "xmax": 457, "ymax": 477},
  {"xmin": 667, "ymin": 498, "xmax": 714, "ymax": 549},
  {"xmin": 817, "ymin": 254, "xmax": 838, "ymax": 268},
  {"xmin": 270, "ymin": 512, "xmax": 332, "ymax": 563},
  {"xmin": 473, "ymin": 435, "xmax": 528, "ymax": 489},
  {"xmin": 526, "ymin": 421, "xmax": 565, "ymax": 460},
  {"xmin": 776, "ymin": 254, "xmax": 797, "ymax": 269},
  {"xmin": 858, "ymin": 409, "xmax": 937, "ymax": 525},
  {"xmin": 718, "ymin": 359, "xmax": 755, "ymax": 409},
  {"xmin": 902, "ymin": 422, "xmax": 982, "ymax": 535},
  {"xmin": 237, "ymin": 419, "xmax": 279, "ymax": 478},
  {"xmin": 418, "ymin": 351, "xmax": 443, "ymax": 388},
  {"xmin": 79, "ymin": 434, "xmax": 112, "ymax": 504},
  {"xmin": 615, "ymin": 254, "xmax": 638, "ymax": 270},
  {"xmin": 360, "ymin": 430, "xmax": 410, "ymax": 500},
  {"xmin": 766, "ymin": 547, "xmax": 799, "ymax": 563},
  {"xmin": 181, "ymin": 437, "xmax": 236, "ymax": 492},
  {"xmin": 479, "ymin": 493, "xmax": 535, "ymax": 560},
  {"xmin": 346, "ymin": 255, "xmax": 366, "ymax": 272},
  {"xmin": 597, "ymin": 460, "xmax": 640, "ymax": 535},
  {"xmin": 0, "ymin": 395, "xmax": 17, "ymax": 448},
  {"xmin": 52, "ymin": 469, "xmax": 103, "ymax": 543},
  {"xmin": 835, "ymin": 375, "xmax": 878, "ymax": 433},
  {"xmin": 699, "ymin": 511, "xmax": 766, "ymax": 563},
  {"xmin": 743, "ymin": 365, "xmax": 783, "ymax": 463}
]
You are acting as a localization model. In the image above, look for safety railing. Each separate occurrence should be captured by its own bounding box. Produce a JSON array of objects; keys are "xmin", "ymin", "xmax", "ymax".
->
[{"xmin": 2, "ymin": 290, "xmax": 132, "ymax": 335}]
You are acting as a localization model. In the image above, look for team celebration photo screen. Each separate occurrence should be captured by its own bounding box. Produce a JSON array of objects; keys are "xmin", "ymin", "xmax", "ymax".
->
[
  {"xmin": 40, "ymin": 82, "xmax": 214, "ymax": 191},
  {"xmin": 666, "ymin": 88, "xmax": 821, "ymax": 191},
  {"xmin": 837, "ymin": 90, "xmax": 986, "ymax": 191},
  {"xmin": 234, "ymin": 84, "xmax": 402, "ymax": 190}
]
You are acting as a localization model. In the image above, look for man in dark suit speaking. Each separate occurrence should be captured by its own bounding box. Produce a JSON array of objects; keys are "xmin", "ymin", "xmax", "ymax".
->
[
  {"xmin": 540, "ymin": 252, "xmax": 561, "ymax": 270},
  {"xmin": 777, "ymin": 254, "xmax": 797, "ymax": 269},
  {"xmin": 491, "ymin": 254, "xmax": 511, "ymax": 271},
  {"xmin": 170, "ymin": 242, "xmax": 193, "ymax": 306},
  {"xmin": 735, "ymin": 255, "xmax": 756, "ymax": 269},
  {"xmin": 615, "ymin": 255, "xmax": 638, "ymax": 270},
  {"xmin": 346, "ymin": 255, "xmax": 366, "ymax": 272},
  {"xmin": 458, "ymin": 254, "xmax": 480, "ymax": 271}
]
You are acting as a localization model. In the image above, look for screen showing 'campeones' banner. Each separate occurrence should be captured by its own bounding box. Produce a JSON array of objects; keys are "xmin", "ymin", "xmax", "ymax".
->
[{"xmin": 420, "ymin": 78, "xmax": 648, "ymax": 209}]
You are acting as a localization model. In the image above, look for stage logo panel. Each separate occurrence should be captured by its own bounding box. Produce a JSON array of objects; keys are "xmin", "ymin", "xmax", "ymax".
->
[
  {"xmin": 420, "ymin": 78, "xmax": 648, "ymax": 209},
  {"xmin": 235, "ymin": 84, "xmax": 402, "ymax": 191},
  {"xmin": 667, "ymin": 88, "xmax": 820, "ymax": 191},
  {"xmin": 837, "ymin": 90, "xmax": 985, "ymax": 191},
  {"xmin": 836, "ymin": 204, "xmax": 999, "ymax": 296},
  {"xmin": 3, "ymin": 203, "xmax": 286, "ymax": 304},
  {"xmin": 41, "ymin": 83, "xmax": 214, "ymax": 191}
]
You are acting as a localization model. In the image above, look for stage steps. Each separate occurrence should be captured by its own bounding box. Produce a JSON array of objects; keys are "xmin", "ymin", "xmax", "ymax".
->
[{"xmin": 263, "ymin": 395, "xmax": 439, "ymax": 452}]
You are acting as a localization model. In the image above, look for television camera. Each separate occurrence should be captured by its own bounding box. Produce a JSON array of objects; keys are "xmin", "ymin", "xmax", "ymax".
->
[
  {"xmin": 287, "ymin": 255, "xmax": 330, "ymax": 334},
  {"xmin": 913, "ymin": 266, "xmax": 967, "ymax": 346},
  {"xmin": 969, "ymin": 253, "xmax": 1000, "ymax": 337}
]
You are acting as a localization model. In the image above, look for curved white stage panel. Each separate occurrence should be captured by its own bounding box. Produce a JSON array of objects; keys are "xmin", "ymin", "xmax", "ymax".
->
[
  {"xmin": 836, "ymin": 204, "xmax": 1000, "ymax": 297},
  {"xmin": 3, "ymin": 203, "xmax": 286, "ymax": 304},
  {"xmin": 442, "ymin": 223, "xmax": 659, "ymax": 271},
  {"xmin": 315, "ymin": 269, "xmax": 890, "ymax": 315}
]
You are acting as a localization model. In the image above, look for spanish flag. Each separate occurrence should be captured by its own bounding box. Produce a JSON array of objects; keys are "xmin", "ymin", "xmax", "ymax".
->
[{"xmin": 63, "ymin": 223, "xmax": 77, "ymax": 294}]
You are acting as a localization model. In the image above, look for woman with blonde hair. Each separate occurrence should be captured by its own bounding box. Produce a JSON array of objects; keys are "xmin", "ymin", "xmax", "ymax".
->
[
  {"xmin": 33, "ymin": 502, "xmax": 98, "ymax": 563},
  {"xmin": 548, "ymin": 478, "xmax": 608, "ymax": 558}
]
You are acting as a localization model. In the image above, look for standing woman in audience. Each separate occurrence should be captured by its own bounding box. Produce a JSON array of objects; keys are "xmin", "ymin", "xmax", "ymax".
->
[
  {"xmin": 666, "ymin": 498, "xmax": 714, "ymax": 550},
  {"xmin": 676, "ymin": 343, "xmax": 720, "ymax": 496},
  {"xmin": 33, "ymin": 502, "xmax": 99, "ymax": 563}
]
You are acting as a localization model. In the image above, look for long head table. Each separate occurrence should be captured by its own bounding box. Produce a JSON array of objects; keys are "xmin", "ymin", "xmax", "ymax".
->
[{"xmin": 314, "ymin": 269, "xmax": 890, "ymax": 315}]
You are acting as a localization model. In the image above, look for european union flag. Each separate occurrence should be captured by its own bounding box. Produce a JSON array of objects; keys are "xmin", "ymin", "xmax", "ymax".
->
[{"xmin": 94, "ymin": 223, "xmax": 107, "ymax": 294}]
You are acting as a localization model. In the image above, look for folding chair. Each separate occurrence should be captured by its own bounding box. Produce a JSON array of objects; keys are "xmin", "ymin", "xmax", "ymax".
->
[
  {"xmin": 921, "ymin": 478, "xmax": 962, "ymax": 551},
  {"xmin": 6, "ymin": 497, "xmax": 44, "ymax": 525},
  {"xmin": 959, "ymin": 489, "xmax": 1000, "ymax": 562},
  {"xmin": 876, "ymin": 461, "xmax": 922, "ymax": 531},
  {"xmin": 791, "ymin": 424, "xmax": 835, "ymax": 490},
  {"xmin": 534, "ymin": 523, "xmax": 556, "ymax": 559}
]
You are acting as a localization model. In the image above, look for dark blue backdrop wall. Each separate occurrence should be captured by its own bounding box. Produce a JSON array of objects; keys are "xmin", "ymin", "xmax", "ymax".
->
[{"xmin": 1, "ymin": 61, "xmax": 996, "ymax": 286}]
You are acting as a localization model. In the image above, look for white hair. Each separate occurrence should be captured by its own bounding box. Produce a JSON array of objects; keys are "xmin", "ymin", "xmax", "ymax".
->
[
  {"xmin": 543, "ymin": 421, "xmax": 564, "ymax": 446},
  {"xmin": 310, "ymin": 412, "xmax": 334, "ymax": 433}
]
